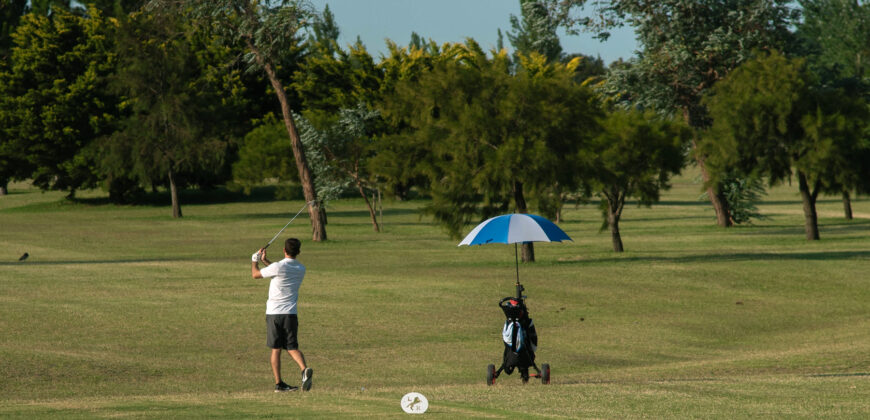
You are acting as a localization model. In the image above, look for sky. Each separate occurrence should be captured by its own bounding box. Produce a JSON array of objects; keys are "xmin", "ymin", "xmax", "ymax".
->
[{"xmin": 307, "ymin": 0, "xmax": 638, "ymax": 65}]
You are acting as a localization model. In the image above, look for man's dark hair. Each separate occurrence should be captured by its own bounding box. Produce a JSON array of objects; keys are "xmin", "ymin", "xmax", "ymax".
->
[{"xmin": 284, "ymin": 238, "xmax": 301, "ymax": 258}]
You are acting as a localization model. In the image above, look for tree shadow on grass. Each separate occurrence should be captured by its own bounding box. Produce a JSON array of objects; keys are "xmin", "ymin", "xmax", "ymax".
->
[
  {"xmin": 624, "ymin": 215, "xmax": 714, "ymax": 223},
  {"xmin": 0, "ymin": 258, "xmax": 187, "ymax": 266},
  {"xmin": 557, "ymin": 250, "xmax": 870, "ymax": 266},
  {"xmin": 757, "ymin": 198, "xmax": 848, "ymax": 206},
  {"xmin": 653, "ymin": 200, "xmax": 715, "ymax": 207},
  {"xmin": 213, "ymin": 207, "xmax": 420, "ymax": 221},
  {"xmin": 807, "ymin": 372, "xmax": 870, "ymax": 378},
  {"xmin": 733, "ymin": 219, "xmax": 870, "ymax": 236},
  {"xmin": 71, "ymin": 186, "xmax": 283, "ymax": 207},
  {"xmin": 324, "ymin": 208, "xmax": 419, "ymax": 218}
]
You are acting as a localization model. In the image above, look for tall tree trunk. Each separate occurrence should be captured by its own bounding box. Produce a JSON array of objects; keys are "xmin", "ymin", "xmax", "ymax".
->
[
  {"xmin": 357, "ymin": 180, "xmax": 380, "ymax": 232},
  {"xmin": 0, "ymin": 179, "xmax": 7, "ymax": 196},
  {"xmin": 687, "ymin": 112, "xmax": 732, "ymax": 227},
  {"xmin": 168, "ymin": 167, "xmax": 182, "ymax": 219},
  {"xmin": 378, "ymin": 189, "xmax": 384, "ymax": 230},
  {"xmin": 514, "ymin": 180, "xmax": 534, "ymax": 263},
  {"xmin": 842, "ymin": 190, "xmax": 853, "ymax": 220},
  {"xmin": 798, "ymin": 172, "xmax": 820, "ymax": 240},
  {"xmin": 605, "ymin": 189, "xmax": 625, "ymax": 253},
  {"xmin": 394, "ymin": 183, "xmax": 409, "ymax": 201},
  {"xmin": 696, "ymin": 146, "xmax": 732, "ymax": 227},
  {"xmin": 248, "ymin": 39, "xmax": 326, "ymax": 241},
  {"xmin": 554, "ymin": 187, "xmax": 563, "ymax": 223},
  {"xmin": 608, "ymin": 213, "xmax": 623, "ymax": 252}
]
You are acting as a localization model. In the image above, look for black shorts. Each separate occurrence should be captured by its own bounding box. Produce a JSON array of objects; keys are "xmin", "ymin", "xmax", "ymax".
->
[{"xmin": 266, "ymin": 314, "xmax": 299, "ymax": 350}]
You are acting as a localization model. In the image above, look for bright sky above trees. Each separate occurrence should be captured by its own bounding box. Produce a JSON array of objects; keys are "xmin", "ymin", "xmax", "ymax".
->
[{"xmin": 308, "ymin": 0, "xmax": 637, "ymax": 64}]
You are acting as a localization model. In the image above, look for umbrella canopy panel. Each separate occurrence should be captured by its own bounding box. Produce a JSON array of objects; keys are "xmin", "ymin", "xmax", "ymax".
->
[{"xmin": 458, "ymin": 214, "xmax": 571, "ymax": 246}]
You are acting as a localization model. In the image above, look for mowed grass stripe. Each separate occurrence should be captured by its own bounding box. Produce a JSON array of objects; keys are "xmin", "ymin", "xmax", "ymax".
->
[{"xmin": 1, "ymin": 172, "xmax": 868, "ymax": 417}]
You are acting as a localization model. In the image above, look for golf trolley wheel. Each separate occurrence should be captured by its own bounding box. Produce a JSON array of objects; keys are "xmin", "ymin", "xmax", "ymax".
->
[
  {"xmin": 541, "ymin": 363, "xmax": 551, "ymax": 384},
  {"xmin": 486, "ymin": 364, "xmax": 496, "ymax": 386}
]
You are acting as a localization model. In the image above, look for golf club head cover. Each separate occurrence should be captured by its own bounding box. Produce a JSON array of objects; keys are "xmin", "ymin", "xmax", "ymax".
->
[{"xmin": 252, "ymin": 251, "xmax": 261, "ymax": 262}]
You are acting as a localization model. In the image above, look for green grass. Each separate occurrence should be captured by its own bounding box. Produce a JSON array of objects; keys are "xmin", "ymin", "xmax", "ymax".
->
[{"xmin": 1, "ymin": 172, "xmax": 868, "ymax": 419}]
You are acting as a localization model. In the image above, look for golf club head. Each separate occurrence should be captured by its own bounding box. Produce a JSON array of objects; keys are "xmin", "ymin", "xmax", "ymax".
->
[{"xmin": 18, "ymin": 252, "xmax": 28, "ymax": 261}]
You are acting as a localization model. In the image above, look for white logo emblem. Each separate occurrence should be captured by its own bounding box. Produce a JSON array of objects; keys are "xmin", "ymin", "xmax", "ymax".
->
[{"xmin": 400, "ymin": 392, "xmax": 428, "ymax": 414}]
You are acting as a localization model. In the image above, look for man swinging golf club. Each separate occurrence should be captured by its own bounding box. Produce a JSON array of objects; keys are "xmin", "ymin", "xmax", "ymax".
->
[{"xmin": 252, "ymin": 238, "xmax": 313, "ymax": 392}]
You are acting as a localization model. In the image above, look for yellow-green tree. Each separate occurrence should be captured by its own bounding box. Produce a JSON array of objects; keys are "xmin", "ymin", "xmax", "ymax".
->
[
  {"xmin": 384, "ymin": 44, "xmax": 601, "ymax": 261},
  {"xmin": 0, "ymin": 5, "xmax": 117, "ymax": 197}
]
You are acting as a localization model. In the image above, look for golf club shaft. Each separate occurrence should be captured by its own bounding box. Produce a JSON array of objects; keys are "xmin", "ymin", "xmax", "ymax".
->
[{"xmin": 263, "ymin": 201, "xmax": 313, "ymax": 249}]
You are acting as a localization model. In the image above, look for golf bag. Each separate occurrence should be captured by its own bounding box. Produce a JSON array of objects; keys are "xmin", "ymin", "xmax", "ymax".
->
[
  {"xmin": 486, "ymin": 289, "xmax": 550, "ymax": 385},
  {"xmin": 501, "ymin": 297, "xmax": 537, "ymax": 376}
]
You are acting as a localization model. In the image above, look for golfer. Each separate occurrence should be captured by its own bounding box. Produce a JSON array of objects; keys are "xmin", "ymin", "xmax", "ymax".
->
[{"xmin": 251, "ymin": 238, "xmax": 313, "ymax": 392}]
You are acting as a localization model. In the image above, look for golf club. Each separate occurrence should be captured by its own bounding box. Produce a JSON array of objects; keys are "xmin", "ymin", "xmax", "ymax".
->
[{"xmin": 262, "ymin": 201, "xmax": 314, "ymax": 250}]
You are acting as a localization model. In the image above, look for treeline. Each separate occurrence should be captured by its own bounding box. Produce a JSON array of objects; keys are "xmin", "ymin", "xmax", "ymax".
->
[{"xmin": 2, "ymin": 1, "xmax": 869, "ymax": 254}]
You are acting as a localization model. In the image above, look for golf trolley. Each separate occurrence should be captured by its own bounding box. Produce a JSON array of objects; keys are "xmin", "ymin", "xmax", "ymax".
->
[{"xmin": 486, "ymin": 282, "xmax": 550, "ymax": 385}]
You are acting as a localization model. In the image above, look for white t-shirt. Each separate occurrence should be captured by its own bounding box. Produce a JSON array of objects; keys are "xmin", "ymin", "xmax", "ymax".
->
[{"xmin": 260, "ymin": 258, "xmax": 305, "ymax": 315}]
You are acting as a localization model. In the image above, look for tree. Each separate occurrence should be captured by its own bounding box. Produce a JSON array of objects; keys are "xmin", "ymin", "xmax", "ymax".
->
[
  {"xmin": 548, "ymin": 0, "xmax": 798, "ymax": 228},
  {"xmin": 0, "ymin": 0, "xmax": 29, "ymax": 195},
  {"xmin": 797, "ymin": 0, "xmax": 870, "ymax": 219},
  {"xmin": 95, "ymin": 11, "xmax": 242, "ymax": 216},
  {"xmin": 583, "ymin": 109, "xmax": 688, "ymax": 252},
  {"xmin": 799, "ymin": 0, "xmax": 870, "ymax": 81},
  {"xmin": 409, "ymin": 31, "xmax": 426, "ymax": 51},
  {"xmin": 373, "ymin": 40, "xmax": 470, "ymax": 200},
  {"xmin": 563, "ymin": 52, "xmax": 605, "ymax": 84},
  {"xmin": 0, "ymin": 1, "xmax": 27, "ymax": 61},
  {"xmin": 232, "ymin": 114, "xmax": 300, "ymax": 198},
  {"xmin": 319, "ymin": 104, "xmax": 382, "ymax": 231},
  {"xmin": 80, "ymin": 0, "xmax": 144, "ymax": 16},
  {"xmin": 702, "ymin": 172, "xmax": 768, "ymax": 225},
  {"xmin": 291, "ymin": 32, "xmax": 384, "ymax": 219},
  {"xmin": 384, "ymin": 44, "xmax": 601, "ymax": 261},
  {"xmin": 799, "ymin": 85, "xmax": 870, "ymax": 227},
  {"xmin": 702, "ymin": 51, "xmax": 870, "ymax": 240},
  {"xmin": 28, "ymin": 0, "xmax": 74, "ymax": 16},
  {"xmin": 0, "ymin": 5, "xmax": 117, "ymax": 197},
  {"xmin": 295, "ymin": 113, "xmax": 349, "ymax": 205},
  {"xmin": 292, "ymin": 40, "xmax": 381, "ymax": 120},
  {"xmin": 147, "ymin": 0, "xmax": 327, "ymax": 240},
  {"xmin": 309, "ymin": 3, "xmax": 339, "ymax": 57},
  {"xmin": 508, "ymin": 0, "xmax": 562, "ymax": 62},
  {"xmin": 231, "ymin": 110, "xmax": 357, "ymax": 214}
]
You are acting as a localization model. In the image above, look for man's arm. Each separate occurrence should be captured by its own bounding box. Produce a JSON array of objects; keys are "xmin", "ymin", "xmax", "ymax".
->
[{"xmin": 251, "ymin": 248, "xmax": 271, "ymax": 279}]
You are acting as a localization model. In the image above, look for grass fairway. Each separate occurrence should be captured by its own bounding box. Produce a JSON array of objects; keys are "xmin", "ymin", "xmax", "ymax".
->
[{"xmin": 1, "ymin": 172, "xmax": 868, "ymax": 419}]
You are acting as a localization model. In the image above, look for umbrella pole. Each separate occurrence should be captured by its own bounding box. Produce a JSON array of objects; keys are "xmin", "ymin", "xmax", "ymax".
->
[{"xmin": 515, "ymin": 243, "xmax": 523, "ymax": 300}]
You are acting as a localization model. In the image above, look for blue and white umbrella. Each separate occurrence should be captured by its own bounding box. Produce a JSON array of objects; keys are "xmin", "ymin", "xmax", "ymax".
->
[
  {"xmin": 458, "ymin": 213, "xmax": 571, "ymax": 246},
  {"xmin": 458, "ymin": 214, "xmax": 571, "ymax": 295}
]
